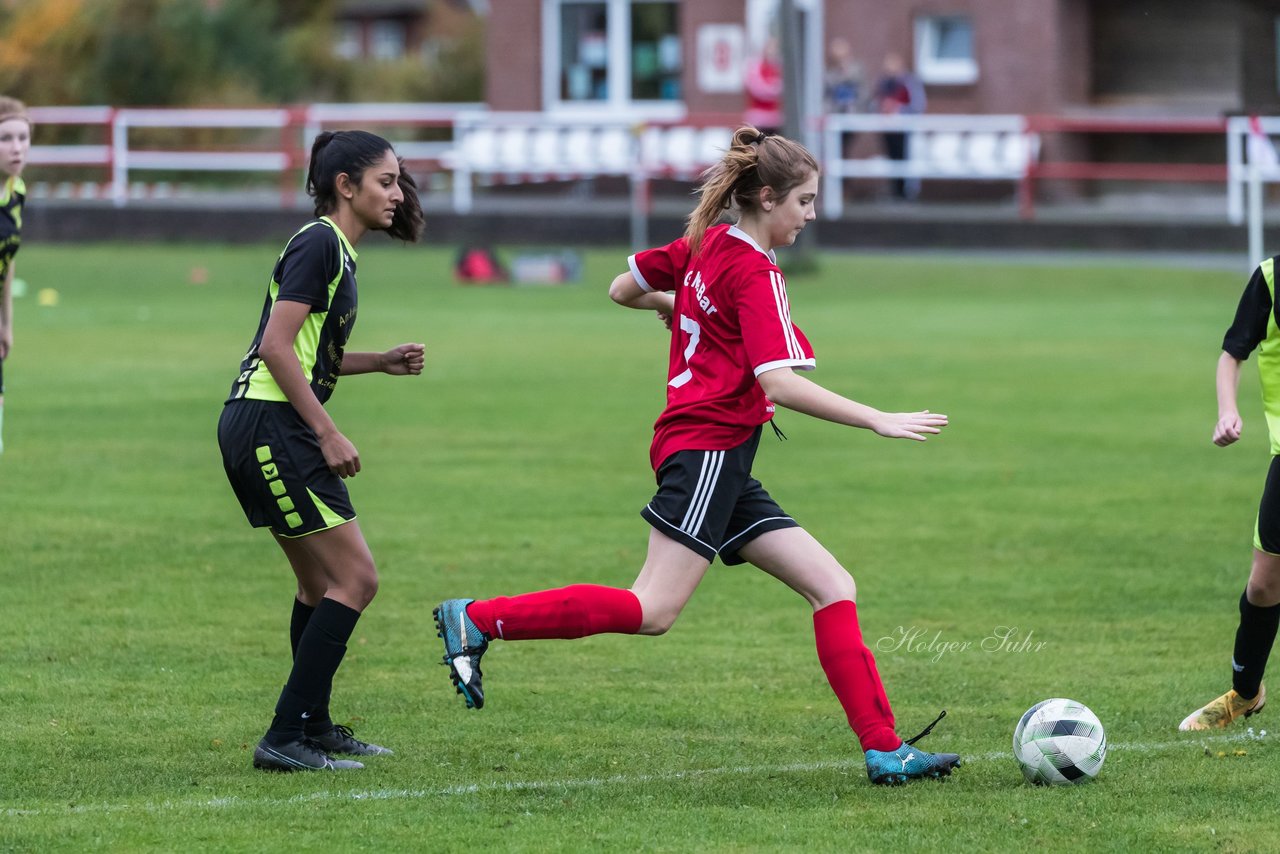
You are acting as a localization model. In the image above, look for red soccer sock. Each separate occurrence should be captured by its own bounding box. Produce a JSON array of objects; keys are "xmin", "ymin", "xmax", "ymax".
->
[
  {"xmin": 465, "ymin": 584, "xmax": 643, "ymax": 641},
  {"xmin": 813, "ymin": 600, "xmax": 900, "ymax": 753}
]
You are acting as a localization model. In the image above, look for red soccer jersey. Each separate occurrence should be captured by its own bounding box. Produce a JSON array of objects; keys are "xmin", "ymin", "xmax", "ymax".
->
[{"xmin": 629, "ymin": 223, "xmax": 816, "ymax": 471}]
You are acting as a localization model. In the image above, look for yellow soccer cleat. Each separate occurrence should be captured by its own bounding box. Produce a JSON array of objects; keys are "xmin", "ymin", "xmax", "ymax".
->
[{"xmin": 1178, "ymin": 684, "xmax": 1266, "ymax": 731}]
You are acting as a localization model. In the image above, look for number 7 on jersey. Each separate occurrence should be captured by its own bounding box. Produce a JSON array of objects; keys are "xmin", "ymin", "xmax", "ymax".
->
[{"xmin": 669, "ymin": 315, "xmax": 701, "ymax": 388}]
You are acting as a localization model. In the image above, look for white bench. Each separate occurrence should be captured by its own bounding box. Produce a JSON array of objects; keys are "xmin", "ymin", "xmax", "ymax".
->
[{"xmin": 443, "ymin": 114, "xmax": 734, "ymax": 213}]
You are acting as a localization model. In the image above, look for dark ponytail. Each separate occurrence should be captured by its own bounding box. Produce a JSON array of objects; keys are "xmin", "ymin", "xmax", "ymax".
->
[
  {"xmin": 684, "ymin": 127, "xmax": 819, "ymax": 256},
  {"xmin": 306, "ymin": 130, "xmax": 425, "ymax": 242}
]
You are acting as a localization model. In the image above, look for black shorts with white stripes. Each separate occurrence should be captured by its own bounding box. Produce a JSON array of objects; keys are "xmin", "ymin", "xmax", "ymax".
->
[{"xmin": 641, "ymin": 425, "xmax": 798, "ymax": 565}]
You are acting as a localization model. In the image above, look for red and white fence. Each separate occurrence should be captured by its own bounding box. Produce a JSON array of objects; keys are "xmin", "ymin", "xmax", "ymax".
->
[
  {"xmin": 26, "ymin": 104, "xmax": 1276, "ymax": 236},
  {"xmin": 27, "ymin": 103, "xmax": 482, "ymax": 207}
]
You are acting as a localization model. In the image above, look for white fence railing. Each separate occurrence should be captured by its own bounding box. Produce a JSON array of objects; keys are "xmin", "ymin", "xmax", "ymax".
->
[
  {"xmin": 27, "ymin": 103, "xmax": 483, "ymax": 207},
  {"xmin": 27, "ymin": 104, "xmax": 1280, "ymax": 252},
  {"xmin": 821, "ymin": 113, "xmax": 1035, "ymax": 218},
  {"xmin": 23, "ymin": 106, "xmax": 1041, "ymax": 217}
]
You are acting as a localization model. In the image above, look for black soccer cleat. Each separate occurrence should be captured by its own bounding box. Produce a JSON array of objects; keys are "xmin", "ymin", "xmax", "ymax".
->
[
  {"xmin": 252, "ymin": 736, "xmax": 365, "ymax": 772},
  {"xmin": 305, "ymin": 723, "xmax": 393, "ymax": 756}
]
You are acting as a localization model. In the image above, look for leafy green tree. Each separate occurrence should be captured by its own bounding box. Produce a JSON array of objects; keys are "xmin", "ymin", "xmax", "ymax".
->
[
  {"xmin": 80, "ymin": 0, "xmax": 317, "ymax": 105},
  {"xmin": 0, "ymin": 0, "xmax": 96, "ymax": 104},
  {"xmin": 0, "ymin": 0, "xmax": 483, "ymax": 106}
]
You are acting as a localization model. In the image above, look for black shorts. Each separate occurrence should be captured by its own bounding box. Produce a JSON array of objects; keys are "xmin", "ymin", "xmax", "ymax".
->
[
  {"xmin": 1256, "ymin": 455, "xmax": 1280, "ymax": 554},
  {"xmin": 217, "ymin": 398, "xmax": 356, "ymax": 538},
  {"xmin": 641, "ymin": 426, "xmax": 798, "ymax": 565}
]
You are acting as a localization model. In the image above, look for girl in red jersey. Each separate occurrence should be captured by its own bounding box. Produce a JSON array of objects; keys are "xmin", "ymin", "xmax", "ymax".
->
[{"xmin": 435, "ymin": 127, "xmax": 959, "ymax": 785}]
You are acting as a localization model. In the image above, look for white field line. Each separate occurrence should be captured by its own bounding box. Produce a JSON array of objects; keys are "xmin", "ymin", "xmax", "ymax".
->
[{"xmin": 3, "ymin": 730, "xmax": 1267, "ymax": 819}]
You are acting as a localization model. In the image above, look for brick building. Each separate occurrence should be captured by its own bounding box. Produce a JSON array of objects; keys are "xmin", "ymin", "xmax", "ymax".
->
[{"xmin": 486, "ymin": 0, "xmax": 1280, "ymax": 119}]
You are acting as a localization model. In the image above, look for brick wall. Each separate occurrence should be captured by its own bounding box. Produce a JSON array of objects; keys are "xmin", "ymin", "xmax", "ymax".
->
[{"xmin": 486, "ymin": 1, "xmax": 542, "ymax": 110}]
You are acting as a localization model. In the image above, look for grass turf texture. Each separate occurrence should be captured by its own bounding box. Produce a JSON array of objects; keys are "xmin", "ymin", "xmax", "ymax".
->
[{"xmin": 1, "ymin": 241, "xmax": 1274, "ymax": 852}]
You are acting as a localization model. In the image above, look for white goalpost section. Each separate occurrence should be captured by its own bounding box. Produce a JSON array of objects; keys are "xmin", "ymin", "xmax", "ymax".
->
[{"xmin": 1228, "ymin": 116, "xmax": 1280, "ymax": 270}]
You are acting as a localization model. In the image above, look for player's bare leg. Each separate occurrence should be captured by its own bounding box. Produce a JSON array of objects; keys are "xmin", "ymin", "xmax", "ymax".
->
[
  {"xmin": 740, "ymin": 527, "xmax": 960, "ymax": 784},
  {"xmin": 629, "ymin": 529, "xmax": 711, "ymax": 634}
]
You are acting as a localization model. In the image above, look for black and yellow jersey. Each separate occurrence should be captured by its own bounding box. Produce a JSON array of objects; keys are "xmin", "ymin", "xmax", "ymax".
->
[
  {"xmin": 1224, "ymin": 256, "xmax": 1280, "ymax": 455},
  {"xmin": 227, "ymin": 217, "xmax": 358, "ymax": 405},
  {"xmin": 0, "ymin": 175, "xmax": 24, "ymax": 279}
]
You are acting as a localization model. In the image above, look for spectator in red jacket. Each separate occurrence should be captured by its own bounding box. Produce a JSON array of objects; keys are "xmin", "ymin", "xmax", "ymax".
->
[{"xmin": 744, "ymin": 36, "xmax": 784, "ymax": 135}]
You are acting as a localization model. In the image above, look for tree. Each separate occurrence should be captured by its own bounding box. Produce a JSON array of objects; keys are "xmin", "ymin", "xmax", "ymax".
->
[
  {"xmin": 0, "ymin": 0, "xmax": 484, "ymax": 107},
  {"xmin": 0, "ymin": 0, "xmax": 333, "ymax": 106}
]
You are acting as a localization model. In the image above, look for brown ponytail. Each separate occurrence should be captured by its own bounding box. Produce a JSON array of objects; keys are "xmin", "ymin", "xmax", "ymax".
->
[{"xmin": 683, "ymin": 127, "xmax": 819, "ymax": 256}]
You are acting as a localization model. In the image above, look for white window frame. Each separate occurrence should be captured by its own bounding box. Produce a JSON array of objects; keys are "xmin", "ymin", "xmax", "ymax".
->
[
  {"xmin": 541, "ymin": 0, "xmax": 685, "ymax": 120},
  {"xmin": 914, "ymin": 15, "xmax": 978, "ymax": 86}
]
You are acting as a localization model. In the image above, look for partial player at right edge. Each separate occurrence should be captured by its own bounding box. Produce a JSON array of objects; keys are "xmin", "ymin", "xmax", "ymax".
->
[{"xmin": 1179, "ymin": 256, "xmax": 1280, "ymax": 731}]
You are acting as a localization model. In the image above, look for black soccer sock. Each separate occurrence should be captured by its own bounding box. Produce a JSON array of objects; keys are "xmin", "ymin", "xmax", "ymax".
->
[
  {"xmin": 290, "ymin": 598, "xmax": 316, "ymax": 658},
  {"xmin": 1231, "ymin": 590, "xmax": 1280, "ymax": 700},
  {"xmin": 267, "ymin": 598, "xmax": 361, "ymax": 744},
  {"xmin": 289, "ymin": 599, "xmax": 335, "ymax": 733}
]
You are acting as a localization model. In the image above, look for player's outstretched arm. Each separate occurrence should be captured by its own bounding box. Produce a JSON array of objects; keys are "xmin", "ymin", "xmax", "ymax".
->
[
  {"xmin": 757, "ymin": 367, "xmax": 947, "ymax": 441},
  {"xmin": 1214, "ymin": 350, "xmax": 1244, "ymax": 447},
  {"xmin": 340, "ymin": 344, "xmax": 425, "ymax": 376}
]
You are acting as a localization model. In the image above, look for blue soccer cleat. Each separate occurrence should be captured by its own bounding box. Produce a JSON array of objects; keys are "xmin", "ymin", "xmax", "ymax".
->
[
  {"xmin": 864, "ymin": 710, "xmax": 961, "ymax": 786},
  {"xmin": 434, "ymin": 598, "xmax": 489, "ymax": 709},
  {"xmin": 865, "ymin": 742, "xmax": 961, "ymax": 785}
]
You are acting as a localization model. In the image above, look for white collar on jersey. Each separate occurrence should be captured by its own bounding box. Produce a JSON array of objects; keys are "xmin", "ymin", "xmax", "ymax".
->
[{"xmin": 727, "ymin": 224, "xmax": 778, "ymax": 265}]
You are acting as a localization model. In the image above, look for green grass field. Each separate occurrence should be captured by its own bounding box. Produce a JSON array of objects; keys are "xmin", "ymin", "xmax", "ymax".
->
[{"xmin": 1, "ymin": 240, "xmax": 1275, "ymax": 852}]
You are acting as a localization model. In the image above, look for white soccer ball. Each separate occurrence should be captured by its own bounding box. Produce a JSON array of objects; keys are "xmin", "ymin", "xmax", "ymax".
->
[{"xmin": 1012, "ymin": 698, "xmax": 1107, "ymax": 785}]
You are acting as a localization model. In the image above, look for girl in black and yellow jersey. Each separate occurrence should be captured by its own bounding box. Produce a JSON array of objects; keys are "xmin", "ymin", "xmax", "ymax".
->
[
  {"xmin": 0, "ymin": 96, "xmax": 31, "ymax": 455},
  {"xmin": 1180, "ymin": 257, "xmax": 1280, "ymax": 731},
  {"xmin": 218, "ymin": 130, "xmax": 425, "ymax": 772}
]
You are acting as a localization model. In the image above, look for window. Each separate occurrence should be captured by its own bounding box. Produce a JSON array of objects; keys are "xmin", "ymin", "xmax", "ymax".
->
[
  {"xmin": 914, "ymin": 15, "xmax": 978, "ymax": 85},
  {"xmin": 333, "ymin": 21, "xmax": 362, "ymax": 60},
  {"xmin": 558, "ymin": 3, "xmax": 609, "ymax": 101},
  {"xmin": 545, "ymin": 0, "xmax": 683, "ymax": 116},
  {"xmin": 631, "ymin": 3, "xmax": 681, "ymax": 101},
  {"xmin": 370, "ymin": 20, "xmax": 407, "ymax": 61}
]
